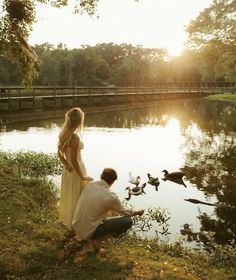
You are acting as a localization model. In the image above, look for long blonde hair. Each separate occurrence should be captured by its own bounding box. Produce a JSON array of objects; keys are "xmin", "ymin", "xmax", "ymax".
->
[{"xmin": 58, "ymin": 107, "xmax": 84, "ymax": 152}]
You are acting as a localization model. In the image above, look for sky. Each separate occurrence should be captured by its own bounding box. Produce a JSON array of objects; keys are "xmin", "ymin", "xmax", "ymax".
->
[{"xmin": 29, "ymin": 0, "xmax": 213, "ymax": 56}]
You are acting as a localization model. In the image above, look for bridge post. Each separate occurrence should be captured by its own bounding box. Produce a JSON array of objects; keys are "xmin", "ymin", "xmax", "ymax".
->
[
  {"xmin": 89, "ymin": 88, "xmax": 92, "ymax": 107},
  {"xmin": 33, "ymin": 88, "xmax": 35, "ymax": 112},
  {"xmin": 54, "ymin": 88, "xmax": 56, "ymax": 110},
  {"xmin": 102, "ymin": 89, "xmax": 105, "ymax": 106},
  {"xmin": 72, "ymin": 88, "xmax": 75, "ymax": 106},
  {"xmin": 8, "ymin": 89, "xmax": 12, "ymax": 123}
]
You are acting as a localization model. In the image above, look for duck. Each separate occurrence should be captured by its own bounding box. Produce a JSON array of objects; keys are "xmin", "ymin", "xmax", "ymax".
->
[
  {"xmin": 162, "ymin": 169, "xmax": 187, "ymax": 188},
  {"xmin": 125, "ymin": 183, "xmax": 146, "ymax": 201},
  {"xmin": 129, "ymin": 172, "xmax": 141, "ymax": 186},
  {"xmin": 147, "ymin": 173, "xmax": 160, "ymax": 191}
]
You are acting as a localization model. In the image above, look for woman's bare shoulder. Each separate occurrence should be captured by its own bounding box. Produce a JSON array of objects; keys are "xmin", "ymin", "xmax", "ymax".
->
[{"xmin": 70, "ymin": 133, "xmax": 80, "ymax": 144}]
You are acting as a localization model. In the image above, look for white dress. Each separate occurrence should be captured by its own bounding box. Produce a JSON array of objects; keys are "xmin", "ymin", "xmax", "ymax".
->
[{"xmin": 59, "ymin": 135, "xmax": 87, "ymax": 229}]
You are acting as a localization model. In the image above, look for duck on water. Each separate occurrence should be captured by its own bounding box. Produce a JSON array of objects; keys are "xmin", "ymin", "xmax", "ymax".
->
[
  {"xmin": 125, "ymin": 183, "xmax": 146, "ymax": 201},
  {"xmin": 162, "ymin": 169, "xmax": 187, "ymax": 188},
  {"xmin": 147, "ymin": 173, "xmax": 160, "ymax": 191}
]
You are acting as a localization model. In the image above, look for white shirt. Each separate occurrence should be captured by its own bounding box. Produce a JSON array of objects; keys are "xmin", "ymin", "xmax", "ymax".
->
[{"xmin": 72, "ymin": 179, "xmax": 133, "ymax": 240}]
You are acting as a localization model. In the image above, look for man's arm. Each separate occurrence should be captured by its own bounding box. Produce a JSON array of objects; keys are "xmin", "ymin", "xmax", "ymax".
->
[
  {"xmin": 131, "ymin": 209, "xmax": 144, "ymax": 216},
  {"xmin": 110, "ymin": 194, "xmax": 144, "ymax": 217}
]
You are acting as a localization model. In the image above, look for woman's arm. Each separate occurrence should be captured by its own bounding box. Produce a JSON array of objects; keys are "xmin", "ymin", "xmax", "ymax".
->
[
  {"xmin": 70, "ymin": 134, "xmax": 93, "ymax": 181},
  {"xmin": 57, "ymin": 147, "xmax": 73, "ymax": 172}
]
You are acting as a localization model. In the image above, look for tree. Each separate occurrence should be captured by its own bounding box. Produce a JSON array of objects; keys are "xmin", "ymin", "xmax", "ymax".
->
[
  {"xmin": 0, "ymin": 0, "xmax": 99, "ymax": 86},
  {"xmin": 0, "ymin": 55, "xmax": 22, "ymax": 85},
  {"xmin": 35, "ymin": 51, "xmax": 60, "ymax": 86},
  {"xmin": 186, "ymin": 0, "xmax": 236, "ymax": 83},
  {"xmin": 187, "ymin": 0, "xmax": 236, "ymax": 49},
  {"xmin": 214, "ymin": 51, "xmax": 236, "ymax": 82}
]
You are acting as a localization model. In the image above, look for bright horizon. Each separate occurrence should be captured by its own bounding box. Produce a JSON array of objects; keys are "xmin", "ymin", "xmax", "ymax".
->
[{"xmin": 29, "ymin": 0, "xmax": 213, "ymax": 56}]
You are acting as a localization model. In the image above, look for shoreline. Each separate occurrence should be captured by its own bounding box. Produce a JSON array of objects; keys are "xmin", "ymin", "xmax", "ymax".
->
[
  {"xmin": 206, "ymin": 93, "xmax": 236, "ymax": 103},
  {"xmin": 0, "ymin": 156, "xmax": 236, "ymax": 279}
]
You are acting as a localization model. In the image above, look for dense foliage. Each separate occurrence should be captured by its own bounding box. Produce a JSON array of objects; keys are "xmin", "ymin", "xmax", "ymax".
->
[
  {"xmin": 0, "ymin": 42, "xmax": 235, "ymax": 87},
  {"xmin": 0, "ymin": 0, "xmax": 100, "ymax": 86},
  {"xmin": 186, "ymin": 0, "xmax": 236, "ymax": 82},
  {"xmin": 0, "ymin": 150, "xmax": 62, "ymax": 177},
  {"xmin": 0, "ymin": 43, "xmax": 173, "ymax": 86}
]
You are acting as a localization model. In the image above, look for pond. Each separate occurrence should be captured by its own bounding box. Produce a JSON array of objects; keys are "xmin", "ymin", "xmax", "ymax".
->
[{"xmin": 1, "ymin": 98, "xmax": 236, "ymax": 247}]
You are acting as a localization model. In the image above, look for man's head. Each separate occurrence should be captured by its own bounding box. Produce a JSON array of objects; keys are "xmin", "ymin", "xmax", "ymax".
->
[{"xmin": 100, "ymin": 168, "xmax": 118, "ymax": 186}]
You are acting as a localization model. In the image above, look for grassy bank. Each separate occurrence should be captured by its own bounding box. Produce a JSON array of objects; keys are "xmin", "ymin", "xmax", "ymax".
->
[
  {"xmin": 206, "ymin": 93, "xmax": 236, "ymax": 103},
  {"xmin": 0, "ymin": 160, "xmax": 236, "ymax": 279}
]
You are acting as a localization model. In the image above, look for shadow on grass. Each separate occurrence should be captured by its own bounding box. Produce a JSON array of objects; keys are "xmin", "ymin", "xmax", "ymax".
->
[
  {"xmin": 1, "ymin": 242, "xmax": 134, "ymax": 280},
  {"xmin": 57, "ymin": 253, "xmax": 134, "ymax": 280}
]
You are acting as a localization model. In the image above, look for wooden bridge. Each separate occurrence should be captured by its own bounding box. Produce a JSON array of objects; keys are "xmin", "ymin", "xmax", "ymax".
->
[{"xmin": 0, "ymin": 85, "xmax": 235, "ymax": 124}]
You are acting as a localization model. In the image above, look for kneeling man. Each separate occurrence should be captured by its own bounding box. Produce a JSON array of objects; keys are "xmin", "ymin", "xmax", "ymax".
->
[{"xmin": 72, "ymin": 168, "xmax": 144, "ymax": 249}]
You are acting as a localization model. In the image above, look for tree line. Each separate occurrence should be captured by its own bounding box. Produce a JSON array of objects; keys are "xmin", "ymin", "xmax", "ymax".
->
[
  {"xmin": 0, "ymin": 0, "xmax": 235, "ymax": 86},
  {"xmin": 0, "ymin": 41, "xmax": 235, "ymax": 87}
]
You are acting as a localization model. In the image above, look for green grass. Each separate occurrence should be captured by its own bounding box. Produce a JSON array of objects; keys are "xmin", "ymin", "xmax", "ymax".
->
[
  {"xmin": 0, "ymin": 161, "xmax": 236, "ymax": 280},
  {"xmin": 206, "ymin": 93, "xmax": 236, "ymax": 103}
]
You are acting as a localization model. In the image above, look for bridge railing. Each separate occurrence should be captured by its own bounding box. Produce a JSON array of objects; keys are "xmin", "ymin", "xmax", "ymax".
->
[{"xmin": 1, "ymin": 85, "xmax": 235, "ymax": 98}]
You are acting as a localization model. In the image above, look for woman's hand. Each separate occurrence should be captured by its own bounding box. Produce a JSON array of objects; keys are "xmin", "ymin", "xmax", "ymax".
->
[
  {"xmin": 83, "ymin": 176, "xmax": 93, "ymax": 181},
  {"xmin": 65, "ymin": 164, "xmax": 73, "ymax": 172}
]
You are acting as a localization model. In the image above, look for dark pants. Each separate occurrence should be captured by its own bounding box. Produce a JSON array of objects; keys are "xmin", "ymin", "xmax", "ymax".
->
[{"xmin": 91, "ymin": 216, "xmax": 133, "ymax": 240}]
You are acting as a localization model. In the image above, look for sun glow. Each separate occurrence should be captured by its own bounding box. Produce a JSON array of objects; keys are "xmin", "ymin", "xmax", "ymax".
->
[
  {"xmin": 165, "ymin": 118, "xmax": 181, "ymax": 131},
  {"xmin": 29, "ymin": 0, "xmax": 213, "ymax": 56}
]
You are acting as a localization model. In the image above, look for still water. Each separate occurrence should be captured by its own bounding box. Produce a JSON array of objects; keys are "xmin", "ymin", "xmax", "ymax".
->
[{"xmin": 1, "ymin": 99, "xmax": 236, "ymax": 246}]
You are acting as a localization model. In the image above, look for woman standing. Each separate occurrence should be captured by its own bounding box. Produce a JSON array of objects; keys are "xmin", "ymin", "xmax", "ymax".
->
[{"xmin": 58, "ymin": 107, "xmax": 93, "ymax": 229}]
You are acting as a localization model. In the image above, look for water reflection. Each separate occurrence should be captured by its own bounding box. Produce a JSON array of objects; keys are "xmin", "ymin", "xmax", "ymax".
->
[
  {"xmin": 181, "ymin": 130, "xmax": 236, "ymax": 247},
  {"xmin": 0, "ymin": 99, "xmax": 235, "ymax": 246}
]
